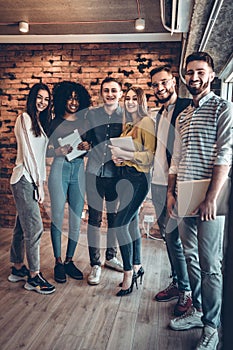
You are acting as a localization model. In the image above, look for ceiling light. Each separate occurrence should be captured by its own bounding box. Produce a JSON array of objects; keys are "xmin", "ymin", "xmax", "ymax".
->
[
  {"xmin": 135, "ymin": 18, "xmax": 145, "ymax": 31},
  {"xmin": 19, "ymin": 21, "xmax": 29, "ymax": 33}
]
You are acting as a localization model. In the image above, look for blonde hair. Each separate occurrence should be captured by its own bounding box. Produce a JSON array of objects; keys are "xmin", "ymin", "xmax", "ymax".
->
[
  {"xmin": 124, "ymin": 86, "xmax": 147, "ymax": 122},
  {"xmin": 123, "ymin": 86, "xmax": 148, "ymax": 138}
]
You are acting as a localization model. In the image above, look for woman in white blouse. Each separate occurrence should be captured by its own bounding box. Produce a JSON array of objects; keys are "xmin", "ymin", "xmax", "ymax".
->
[{"xmin": 8, "ymin": 83, "xmax": 55, "ymax": 295}]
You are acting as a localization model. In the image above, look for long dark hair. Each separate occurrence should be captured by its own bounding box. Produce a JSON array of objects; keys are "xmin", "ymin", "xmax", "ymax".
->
[
  {"xmin": 26, "ymin": 83, "xmax": 51, "ymax": 137},
  {"xmin": 52, "ymin": 81, "xmax": 91, "ymax": 119}
]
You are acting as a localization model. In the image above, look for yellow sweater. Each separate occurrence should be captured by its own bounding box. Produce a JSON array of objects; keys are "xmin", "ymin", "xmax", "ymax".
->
[{"xmin": 118, "ymin": 116, "xmax": 156, "ymax": 173}]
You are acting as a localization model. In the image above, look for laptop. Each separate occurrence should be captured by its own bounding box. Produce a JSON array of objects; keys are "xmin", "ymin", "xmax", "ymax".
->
[{"xmin": 177, "ymin": 178, "xmax": 230, "ymax": 217}]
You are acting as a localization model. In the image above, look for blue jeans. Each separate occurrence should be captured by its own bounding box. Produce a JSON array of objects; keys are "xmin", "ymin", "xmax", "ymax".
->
[
  {"xmin": 114, "ymin": 166, "xmax": 150, "ymax": 271},
  {"xmin": 10, "ymin": 176, "xmax": 43, "ymax": 272},
  {"xmin": 179, "ymin": 216, "xmax": 225, "ymax": 328},
  {"xmin": 86, "ymin": 173, "xmax": 118, "ymax": 266},
  {"xmin": 151, "ymin": 184, "xmax": 190, "ymax": 291},
  {"xmin": 48, "ymin": 157, "xmax": 85, "ymax": 259}
]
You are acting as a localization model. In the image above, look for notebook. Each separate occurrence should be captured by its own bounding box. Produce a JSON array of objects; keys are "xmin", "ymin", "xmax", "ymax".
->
[
  {"xmin": 177, "ymin": 178, "xmax": 230, "ymax": 217},
  {"xmin": 110, "ymin": 136, "xmax": 135, "ymax": 151},
  {"xmin": 58, "ymin": 129, "xmax": 86, "ymax": 161}
]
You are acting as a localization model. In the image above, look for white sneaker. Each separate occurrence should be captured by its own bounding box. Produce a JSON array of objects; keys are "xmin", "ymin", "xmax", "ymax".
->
[
  {"xmin": 87, "ymin": 265, "xmax": 101, "ymax": 285},
  {"xmin": 195, "ymin": 325, "xmax": 219, "ymax": 349},
  {"xmin": 170, "ymin": 306, "xmax": 204, "ymax": 330},
  {"xmin": 104, "ymin": 257, "xmax": 123, "ymax": 272}
]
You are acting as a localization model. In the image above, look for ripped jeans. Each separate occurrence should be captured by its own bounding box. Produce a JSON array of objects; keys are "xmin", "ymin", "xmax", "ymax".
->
[{"xmin": 179, "ymin": 216, "xmax": 225, "ymax": 328}]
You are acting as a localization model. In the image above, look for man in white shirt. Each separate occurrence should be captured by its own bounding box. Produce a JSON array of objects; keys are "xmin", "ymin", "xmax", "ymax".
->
[{"xmin": 150, "ymin": 65, "xmax": 191, "ymax": 316}]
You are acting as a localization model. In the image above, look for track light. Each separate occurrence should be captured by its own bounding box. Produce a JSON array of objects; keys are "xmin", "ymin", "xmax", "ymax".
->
[
  {"xmin": 19, "ymin": 21, "xmax": 29, "ymax": 33},
  {"xmin": 135, "ymin": 18, "xmax": 145, "ymax": 30}
]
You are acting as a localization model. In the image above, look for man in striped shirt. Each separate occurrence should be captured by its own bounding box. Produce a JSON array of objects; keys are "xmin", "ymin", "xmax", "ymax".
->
[{"xmin": 167, "ymin": 52, "xmax": 232, "ymax": 350}]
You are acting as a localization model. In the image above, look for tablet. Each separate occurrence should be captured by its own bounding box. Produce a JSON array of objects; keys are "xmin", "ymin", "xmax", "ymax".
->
[
  {"xmin": 58, "ymin": 129, "xmax": 86, "ymax": 161},
  {"xmin": 110, "ymin": 136, "xmax": 135, "ymax": 151}
]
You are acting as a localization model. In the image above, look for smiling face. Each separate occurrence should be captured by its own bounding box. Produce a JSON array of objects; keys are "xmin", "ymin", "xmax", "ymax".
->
[
  {"xmin": 101, "ymin": 81, "xmax": 123, "ymax": 108},
  {"xmin": 65, "ymin": 91, "xmax": 79, "ymax": 114},
  {"xmin": 125, "ymin": 89, "xmax": 138, "ymax": 115},
  {"xmin": 185, "ymin": 60, "xmax": 215, "ymax": 97},
  {"xmin": 36, "ymin": 89, "xmax": 50, "ymax": 113},
  {"xmin": 151, "ymin": 70, "xmax": 176, "ymax": 104}
]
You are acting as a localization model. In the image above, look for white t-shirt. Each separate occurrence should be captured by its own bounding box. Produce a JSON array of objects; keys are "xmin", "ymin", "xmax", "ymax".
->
[
  {"xmin": 10, "ymin": 112, "xmax": 48, "ymax": 185},
  {"xmin": 151, "ymin": 105, "xmax": 175, "ymax": 186}
]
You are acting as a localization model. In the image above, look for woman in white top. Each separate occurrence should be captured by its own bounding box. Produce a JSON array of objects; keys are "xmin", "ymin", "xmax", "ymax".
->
[{"xmin": 8, "ymin": 83, "xmax": 55, "ymax": 294}]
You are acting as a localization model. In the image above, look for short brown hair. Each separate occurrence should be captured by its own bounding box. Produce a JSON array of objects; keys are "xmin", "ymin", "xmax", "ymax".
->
[
  {"xmin": 100, "ymin": 77, "xmax": 122, "ymax": 93},
  {"xmin": 150, "ymin": 64, "xmax": 173, "ymax": 79},
  {"xmin": 185, "ymin": 52, "xmax": 214, "ymax": 71}
]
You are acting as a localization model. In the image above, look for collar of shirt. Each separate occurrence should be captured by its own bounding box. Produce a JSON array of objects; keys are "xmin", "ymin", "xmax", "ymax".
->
[
  {"xmin": 191, "ymin": 91, "xmax": 215, "ymax": 108},
  {"xmin": 166, "ymin": 103, "xmax": 176, "ymax": 113},
  {"xmin": 163, "ymin": 104, "xmax": 175, "ymax": 122},
  {"xmin": 104, "ymin": 104, "xmax": 123, "ymax": 117}
]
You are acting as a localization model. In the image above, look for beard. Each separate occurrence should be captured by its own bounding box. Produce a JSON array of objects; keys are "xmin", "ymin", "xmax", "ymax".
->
[
  {"xmin": 154, "ymin": 89, "xmax": 175, "ymax": 104},
  {"xmin": 186, "ymin": 80, "xmax": 209, "ymax": 96}
]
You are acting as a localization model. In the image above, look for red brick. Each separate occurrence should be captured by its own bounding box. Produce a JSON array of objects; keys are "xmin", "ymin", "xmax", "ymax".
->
[{"xmin": 0, "ymin": 41, "xmax": 182, "ymax": 228}]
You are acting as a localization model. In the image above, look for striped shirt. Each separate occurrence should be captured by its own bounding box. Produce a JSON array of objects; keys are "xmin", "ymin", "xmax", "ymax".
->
[{"xmin": 169, "ymin": 92, "xmax": 233, "ymax": 181}]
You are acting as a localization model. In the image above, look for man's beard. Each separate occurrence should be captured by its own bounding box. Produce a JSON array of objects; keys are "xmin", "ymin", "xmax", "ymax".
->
[
  {"xmin": 186, "ymin": 80, "xmax": 209, "ymax": 96},
  {"xmin": 155, "ymin": 90, "xmax": 174, "ymax": 104}
]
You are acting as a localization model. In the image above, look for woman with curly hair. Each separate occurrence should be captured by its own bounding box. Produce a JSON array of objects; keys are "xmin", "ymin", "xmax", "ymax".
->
[{"xmin": 47, "ymin": 81, "xmax": 91, "ymax": 283}]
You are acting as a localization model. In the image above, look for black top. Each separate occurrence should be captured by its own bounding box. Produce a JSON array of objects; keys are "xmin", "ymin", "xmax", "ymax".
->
[{"xmin": 85, "ymin": 105, "xmax": 123, "ymax": 177}]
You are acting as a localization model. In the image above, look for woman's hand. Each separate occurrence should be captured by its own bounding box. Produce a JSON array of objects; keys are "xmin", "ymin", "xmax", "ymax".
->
[
  {"xmin": 37, "ymin": 184, "xmax": 44, "ymax": 204},
  {"xmin": 109, "ymin": 145, "xmax": 134, "ymax": 163},
  {"xmin": 78, "ymin": 141, "xmax": 90, "ymax": 151},
  {"xmin": 55, "ymin": 144, "xmax": 73, "ymax": 156}
]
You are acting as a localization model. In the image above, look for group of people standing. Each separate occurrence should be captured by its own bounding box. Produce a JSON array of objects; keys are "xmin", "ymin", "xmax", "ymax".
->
[{"xmin": 8, "ymin": 51, "xmax": 232, "ymax": 350}]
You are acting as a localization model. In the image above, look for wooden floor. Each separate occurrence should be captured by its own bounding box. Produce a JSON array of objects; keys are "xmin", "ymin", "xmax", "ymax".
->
[{"xmin": 0, "ymin": 226, "xmax": 203, "ymax": 350}]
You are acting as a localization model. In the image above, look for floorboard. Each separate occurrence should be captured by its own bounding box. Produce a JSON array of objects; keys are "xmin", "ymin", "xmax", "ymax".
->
[{"xmin": 0, "ymin": 226, "xmax": 207, "ymax": 350}]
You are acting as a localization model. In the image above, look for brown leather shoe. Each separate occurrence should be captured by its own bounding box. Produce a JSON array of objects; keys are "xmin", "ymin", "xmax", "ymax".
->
[{"xmin": 149, "ymin": 228, "xmax": 163, "ymax": 240}]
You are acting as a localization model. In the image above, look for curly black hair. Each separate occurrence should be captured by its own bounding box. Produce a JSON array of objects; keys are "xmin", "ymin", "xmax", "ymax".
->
[{"xmin": 52, "ymin": 81, "xmax": 91, "ymax": 119}]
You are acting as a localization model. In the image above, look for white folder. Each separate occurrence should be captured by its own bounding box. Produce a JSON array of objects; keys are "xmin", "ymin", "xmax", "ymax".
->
[
  {"xmin": 110, "ymin": 136, "xmax": 135, "ymax": 151},
  {"xmin": 58, "ymin": 129, "xmax": 86, "ymax": 161},
  {"xmin": 177, "ymin": 178, "xmax": 230, "ymax": 217}
]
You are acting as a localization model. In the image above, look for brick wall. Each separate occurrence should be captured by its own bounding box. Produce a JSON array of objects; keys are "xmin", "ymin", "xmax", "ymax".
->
[{"xmin": 0, "ymin": 42, "xmax": 182, "ymax": 228}]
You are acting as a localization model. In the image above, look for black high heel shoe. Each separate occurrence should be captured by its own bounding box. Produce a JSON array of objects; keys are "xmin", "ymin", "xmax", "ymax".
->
[
  {"xmin": 116, "ymin": 273, "xmax": 136, "ymax": 297},
  {"xmin": 135, "ymin": 266, "xmax": 144, "ymax": 285},
  {"xmin": 119, "ymin": 267, "xmax": 144, "ymax": 287}
]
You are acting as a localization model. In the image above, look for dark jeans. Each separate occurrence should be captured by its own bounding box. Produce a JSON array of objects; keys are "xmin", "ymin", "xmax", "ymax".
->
[
  {"xmin": 86, "ymin": 173, "xmax": 119, "ymax": 266},
  {"xmin": 114, "ymin": 166, "xmax": 150, "ymax": 271}
]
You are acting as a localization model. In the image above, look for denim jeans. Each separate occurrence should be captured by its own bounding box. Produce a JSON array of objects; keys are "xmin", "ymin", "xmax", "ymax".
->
[
  {"xmin": 114, "ymin": 166, "xmax": 150, "ymax": 271},
  {"xmin": 10, "ymin": 176, "xmax": 43, "ymax": 272},
  {"xmin": 151, "ymin": 184, "xmax": 190, "ymax": 291},
  {"xmin": 179, "ymin": 216, "xmax": 225, "ymax": 328},
  {"xmin": 48, "ymin": 157, "xmax": 85, "ymax": 259},
  {"xmin": 86, "ymin": 173, "xmax": 118, "ymax": 266}
]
